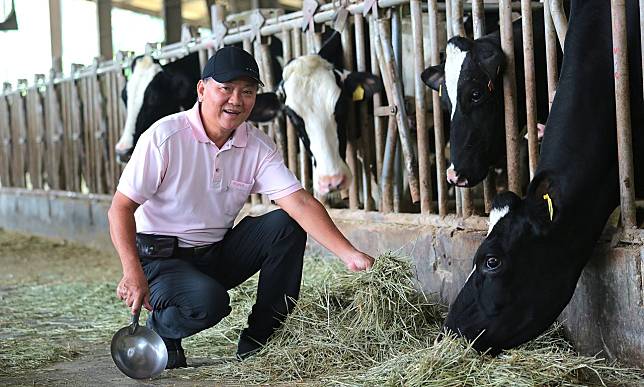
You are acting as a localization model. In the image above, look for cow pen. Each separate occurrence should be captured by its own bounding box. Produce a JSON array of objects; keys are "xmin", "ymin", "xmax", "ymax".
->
[{"xmin": 0, "ymin": 0, "xmax": 642, "ymax": 367}]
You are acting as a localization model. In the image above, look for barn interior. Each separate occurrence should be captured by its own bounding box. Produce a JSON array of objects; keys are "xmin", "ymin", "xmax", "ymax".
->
[{"xmin": 0, "ymin": 0, "xmax": 643, "ymax": 384}]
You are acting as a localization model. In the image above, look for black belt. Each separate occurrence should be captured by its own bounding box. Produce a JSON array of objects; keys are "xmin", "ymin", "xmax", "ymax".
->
[{"xmin": 175, "ymin": 244, "xmax": 212, "ymax": 259}]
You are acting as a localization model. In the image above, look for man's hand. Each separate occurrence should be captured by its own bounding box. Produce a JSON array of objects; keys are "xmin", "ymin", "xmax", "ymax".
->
[
  {"xmin": 340, "ymin": 250, "xmax": 375, "ymax": 272},
  {"xmin": 116, "ymin": 267, "xmax": 153, "ymax": 314}
]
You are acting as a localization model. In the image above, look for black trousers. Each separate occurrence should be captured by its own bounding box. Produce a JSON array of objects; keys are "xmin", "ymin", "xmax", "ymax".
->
[{"xmin": 141, "ymin": 209, "xmax": 306, "ymax": 343}]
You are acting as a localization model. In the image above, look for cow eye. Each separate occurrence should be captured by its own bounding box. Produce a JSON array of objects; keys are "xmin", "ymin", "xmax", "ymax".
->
[
  {"xmin": 471, "ymin": 89, "xmax": 482, "ymax": 103},
  {"xmin": 485, "ymin": 255, "xmax": 501, "ymax": 270}
]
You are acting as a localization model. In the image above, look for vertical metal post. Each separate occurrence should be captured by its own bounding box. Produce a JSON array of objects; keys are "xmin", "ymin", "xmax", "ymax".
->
[
  {"xmin": 522, "ymin": 0, "xmax": 539, "ymax": 180},
  {"xmin": 428, "ymin": 0, "xmax": 448, "ymax": 216},
  {"xmin": 451, "ymin": 0, "xmax": 466, "ymax": 37},
  {"xmin": 376, "ymin": 17, "xmax": 421, "ymax": 204},
  {"xmin": 341, "ymin": 22, "xmax": 360, "ymax": 210},
  {"xmin": 282, "ymin": 28, "xmax": 299, "ymax": 175},
  {"xmin": 610, "ymin": 0, "xmax": 637, "ymax": 228},
  {"xmin": 369, "ymin": 14, "xmax": 386, "ymax": 207},
  {"xmin": 411, "ymin": 0, "xmax": 432, "ymax": 213},
  {"xmin": 543, "ymin": 0, "xmax": 559, "ymax": 111},
  {"xmin": 354, "ymin": 12, "xmax": 374, "ymax": 211},
  {"xmin": 292, "ymin": 28, "xmax": 312, "ymax": 193},
  {"xmin": 499, "ymin": 0, "xmax": 521, "ymax": 195},
  {"xmin": 472, "ymin": 0, "xmax": 486, "ymax": 39}
]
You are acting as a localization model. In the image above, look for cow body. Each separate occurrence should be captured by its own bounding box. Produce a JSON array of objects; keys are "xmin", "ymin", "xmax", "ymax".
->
[
  {"xmin": 116, "ymin": 52, "xmax": 201, "ymax": 162},
  {"xmin": 422, "ymin": 11, "xmax": 551, "ymax": 187},
  {"xmin": 444, "ymin": 0, "xmax": 643, "ymax": 355}
]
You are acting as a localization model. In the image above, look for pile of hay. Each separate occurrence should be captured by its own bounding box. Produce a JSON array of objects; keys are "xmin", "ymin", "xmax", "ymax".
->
[{"xmin": 182, "ymin": 254, "xmax": 643, "ymax": 386}]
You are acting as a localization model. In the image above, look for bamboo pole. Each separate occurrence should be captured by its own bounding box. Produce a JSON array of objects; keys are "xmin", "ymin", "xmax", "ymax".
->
[
  {"xmin": 610, "ymin": 0, "xmax": 637, "ymax": 228},
  {"xmin": 499, "ymin": 0, "xmax": 522, "ymax": 195},
  {"xmin": 427, "ymin": 0, "xmax": 448, "ymax": 216},
  {"xmin": 522, "ymin": 0, "xmax": 539, "ymax": 180}
]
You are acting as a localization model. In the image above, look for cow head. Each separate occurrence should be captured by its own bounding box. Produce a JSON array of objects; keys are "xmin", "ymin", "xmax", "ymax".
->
[
  {"xmin": 116, "ymin": 53, "xmax": 201, "ymax": 163},
  {"xmin": 422, "ymin": 36, "xmax": 505, "ymax": 187},
  {"xmin": 253, "ymin": 31, "xmax": 382, "ymax": 196},
  {"xmin": 444, "ymin": 172, "xmax": 581, "ymax": 354}
]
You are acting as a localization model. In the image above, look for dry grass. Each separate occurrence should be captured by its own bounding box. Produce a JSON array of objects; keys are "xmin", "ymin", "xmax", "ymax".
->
[{"xmin": 1, "ymin": 230, "xmax": 642, "ymax": 385}]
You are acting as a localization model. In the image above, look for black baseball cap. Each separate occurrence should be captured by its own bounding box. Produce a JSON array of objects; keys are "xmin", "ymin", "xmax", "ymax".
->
[{"xmin": 201, "ymin": 46, "xmax": 264, "ymax": 87}]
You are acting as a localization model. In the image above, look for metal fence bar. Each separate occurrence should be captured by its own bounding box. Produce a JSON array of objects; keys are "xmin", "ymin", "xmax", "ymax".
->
[
  {"xmin": 427, "ymin": 0, "xmax": 448, "ymax": 216},
  {"xmin": 411, "ymin": 0, "xmax": 432, "ymax": 213},
  {"xmin": 282, "ymin": 28, "xmax": 299, "ymax": 176},
  {"xmin": 543, "ymin": 0, "xmax": 559, "ymax": 111},
  {"xmin": 549, "ymin": 0, "xmax": 568, "ymax": 48},
  {"xmin": 341, "ymin": 21, "xmax": 360, "ymax": 210},
  {"xmin": 354, "ymin": 12, "xmax": 374, "ymax": 212},
  {"xmin": 522, "ymin": 0, "xmax": 539, "ymax": 180},
  {"xmin": 499, "ymin": 0, "xmax": 522, "ymax": 196},
  {"xmin": 369, "ymin": 13, "xmax": 386, "ymax": 209},
  {"xmin": 610, "ymin": 0, "xmax": 637, "ymax": 229},
  {"xmin": 0, "ymin": 87, "xmax": 12, "ymax": 187}
]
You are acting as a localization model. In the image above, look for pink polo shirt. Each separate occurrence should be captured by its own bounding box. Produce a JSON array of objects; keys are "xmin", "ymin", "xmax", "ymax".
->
[{"xmin": 117, "ymin": 102, "xmax": 302, "ymax": 247}]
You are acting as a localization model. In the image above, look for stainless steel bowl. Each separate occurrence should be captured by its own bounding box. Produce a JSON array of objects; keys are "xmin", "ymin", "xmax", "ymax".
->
[{"xmin": 110, "ymin": 309, "xmax": 168, "ymax": 379}]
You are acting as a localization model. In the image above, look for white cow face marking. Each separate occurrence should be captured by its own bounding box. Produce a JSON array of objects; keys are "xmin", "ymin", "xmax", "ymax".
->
[
  {"xmin": 282, "ymin": 55, "xmax": 352, "ymax": 195},
  {"xmin": 444, "ymin": 43, "xmax": 469, "ymax": 120},
  {"xmin": 487, "ymin": 205, "xmax": 510, "ymax": 235},
  {"xmin": 115, "ymin": 56, "xmax": 162, "ymax": 157}
]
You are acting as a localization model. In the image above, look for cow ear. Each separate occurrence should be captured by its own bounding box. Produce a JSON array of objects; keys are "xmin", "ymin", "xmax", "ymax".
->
[
  {"xmin": 343, "ymin": 72, "xmax": 383, "ymax": 101},
  {"xmin": 526, "ymin": 172, "xmax": 558, "ymax": 234},
  {"xmin": 421, "ymin": 64, "xmax": 445, "ymax": 91},
  {"xmin": 249, "ymin": 92, "xmax": 282, "ymax": 122},
  {"xmin": 474, "ymin": 41, "xmax": 505, "ymax": 81}
]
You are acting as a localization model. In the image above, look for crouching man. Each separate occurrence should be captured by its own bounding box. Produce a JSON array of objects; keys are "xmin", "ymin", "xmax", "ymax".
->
[{"xmin": 108, "ymin": 46, "xmax": 374, "ymax": 368}]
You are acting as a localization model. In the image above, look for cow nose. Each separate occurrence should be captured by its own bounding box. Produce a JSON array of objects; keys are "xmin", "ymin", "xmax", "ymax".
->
[
  {"xmin": 317, "ymin": 174, "xmax": 347, "ymax": 195},
  {"xmin": 115, "ymin": 149, "xmax": 132, "ymax": 164}
]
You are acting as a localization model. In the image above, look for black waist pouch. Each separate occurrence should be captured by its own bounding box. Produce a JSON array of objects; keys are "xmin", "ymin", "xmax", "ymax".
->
[{"xmin": 136, "ymin": 233, "xmax": 178, "ymax": 259}]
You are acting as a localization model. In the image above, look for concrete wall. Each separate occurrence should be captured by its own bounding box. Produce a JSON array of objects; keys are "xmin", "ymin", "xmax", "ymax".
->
[{"xmin": 1, "ymin": 188, "xmax": 642, "ymax": 366}]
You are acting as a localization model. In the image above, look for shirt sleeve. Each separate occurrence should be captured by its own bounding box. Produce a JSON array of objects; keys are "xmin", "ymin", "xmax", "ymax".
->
[
  {"xmin": 252, "ymin": 144, "xmax": 302, "ymax": 200},
  {"xmin": 116, "ymin": 130, "xmax": 165, "ymax": 204}
]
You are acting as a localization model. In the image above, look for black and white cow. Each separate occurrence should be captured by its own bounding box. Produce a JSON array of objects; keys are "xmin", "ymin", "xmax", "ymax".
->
[
  {"xmin": 256, "ymin": 30, "xmax": 381, "ymax": 196},
  {"xmin": 444, "ymin": 0, "xmax": 643, "ymax": 355},
  {"xmin": 115, "ymin": 40, "xmax": 284, "ymax": 163},
  {"xmin": 422, "ymin": 10, "xmax": 551, "ymax": 187},
  {"xmin": 115, "ymin": 52, "xmax": 201, "ymax": 162}
]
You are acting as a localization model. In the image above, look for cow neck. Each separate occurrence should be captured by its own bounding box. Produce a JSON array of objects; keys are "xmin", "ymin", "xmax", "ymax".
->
[{"xmin": 531, "ymin": 1, "xmax": 622, "ymax": 246}]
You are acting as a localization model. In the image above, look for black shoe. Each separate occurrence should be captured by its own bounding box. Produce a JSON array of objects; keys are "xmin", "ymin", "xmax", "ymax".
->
[
  {"xmin": 236, "ymin": 329, "xmax": 267, "ymax": 361},
  {"xmin": 162, "ymin": 337, "xmax": 187, "ymax": 369}
]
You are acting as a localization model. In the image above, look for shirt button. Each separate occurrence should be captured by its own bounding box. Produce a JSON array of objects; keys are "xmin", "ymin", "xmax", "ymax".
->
[{"xmin": 215, "ymin": 168, "xmax": 219, "ymax": 172}]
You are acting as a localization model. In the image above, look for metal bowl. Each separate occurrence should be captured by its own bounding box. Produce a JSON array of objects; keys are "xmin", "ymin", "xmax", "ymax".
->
[{"xmin": 110, "ymin": 310, "xmax": 168, "ymax": 379}]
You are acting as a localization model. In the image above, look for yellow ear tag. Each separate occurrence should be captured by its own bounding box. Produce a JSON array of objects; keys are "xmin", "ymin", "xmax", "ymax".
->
[
  {"xmin": 352, "ymin": 84, "xmax": 365, "ymax": 101},
  {"xmin": 439, "ymin": 84, "xmax": 443, "ymax": 97},
  {"xmin": 543, "ymin": 193, "xmax": 554, "ymax": 221}
]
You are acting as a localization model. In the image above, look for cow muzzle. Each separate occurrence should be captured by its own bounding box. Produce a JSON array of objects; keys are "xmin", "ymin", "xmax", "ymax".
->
[
  {"xmin": 116, "ymin": 148, "xmax": 133, "ymax": 164},
  {"xmin": 316, "ymin": 174, "xmax": 350, "ymax": 195},
  {"xmin": 446, "ymin": 164, "xmax": 469, "ymax": 187}
]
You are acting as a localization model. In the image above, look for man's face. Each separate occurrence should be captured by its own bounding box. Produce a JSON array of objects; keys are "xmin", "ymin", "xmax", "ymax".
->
[{"xmin": 197, "ymin": 77, "xmax": 258, "ymax": 133}]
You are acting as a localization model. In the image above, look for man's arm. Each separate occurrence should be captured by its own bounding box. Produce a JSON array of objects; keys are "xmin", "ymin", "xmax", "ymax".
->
[
  {"xmin": 275, "ymin": 189, "xmax": 374, "ymax": 271},
  {"xmin": 108, "ymin": 191, "xmax": 153, "ymax": 313}
]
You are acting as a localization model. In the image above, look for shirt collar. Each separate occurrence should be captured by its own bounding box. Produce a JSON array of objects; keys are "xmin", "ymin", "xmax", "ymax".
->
[{"xmin": 187, "ymin": 102, "xmax": 249, "ymax": 148}]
